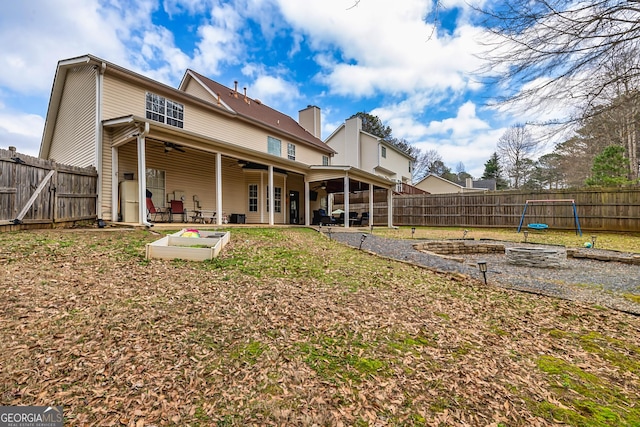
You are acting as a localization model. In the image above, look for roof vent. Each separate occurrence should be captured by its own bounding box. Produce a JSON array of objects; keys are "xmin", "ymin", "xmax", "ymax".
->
[
  {"xmin": 243, "ymin": 87, "xmax": 250, "ymax": 104},
  {"xmin": 255, "ymin": 99, "xmax": 262, "ymax": 105}
]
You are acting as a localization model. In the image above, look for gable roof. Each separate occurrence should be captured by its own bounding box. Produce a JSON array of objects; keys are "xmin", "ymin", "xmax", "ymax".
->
[
  {"xmin": 40, "ymin": 54, "xmax": 335, "ymax": 159},
  {"xmin": 324, "ymin": 118, "xmax": 414, "ymax": 161},
  {"xmin": 181, "ymin": 70, "xmax": 334, "ymax": 154},
  {"xmin": 416, "ymin": 173, "xmax": 463, "ymax": 189}
]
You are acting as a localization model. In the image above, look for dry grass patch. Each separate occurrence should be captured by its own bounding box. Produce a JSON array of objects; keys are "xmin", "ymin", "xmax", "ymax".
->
[{"xmin": 0, "ymin": 227, "xmax": 638, "ymax": 426}]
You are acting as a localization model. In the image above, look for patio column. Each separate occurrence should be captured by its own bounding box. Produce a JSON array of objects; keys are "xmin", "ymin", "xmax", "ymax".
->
[
  {"xmin": 215, "ymin": 152, "xmax": 222, "ymax": 225},
  {"xmin": 369, "ymin": 184, "xmax": 374, "ymax": 227},
  {"xmin": 387, "ymin": 187, "xmax": 393, "ymax": 227},
  {"xmin": 343, "ymin": 176, "xmax": 350, "ymax": 228},
  {"xmin": 304, "ymin": 180, "xmax": 310, "ymax": 226},
  {"xmin": 111, "ymin": 146, "xmax": 118, "ymax": 222},
  {"xmin": 136, "ymin": 123, "xmax": 151, "ymax": 227},
  {"xmin": 268, "ymin": 165, "xmax": 274, "ymax": 225}
]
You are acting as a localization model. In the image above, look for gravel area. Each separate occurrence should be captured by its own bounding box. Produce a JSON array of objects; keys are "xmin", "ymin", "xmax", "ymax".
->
[{"xmin": 326, "ymin": 230, "xmax": 640, "ymax": 315}]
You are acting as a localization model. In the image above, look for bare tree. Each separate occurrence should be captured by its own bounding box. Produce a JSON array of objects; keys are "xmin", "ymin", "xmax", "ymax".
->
[
  {"xmin": 477, "ymin": 0, "xmax": 640, "ymax": 121},
  {"xmin": 497, "ymin": 124, "xmax": 539, "ymax": 188},
  {"xmin": 412, "ymin": 149, "xmax": 443, "ymax": 183}
]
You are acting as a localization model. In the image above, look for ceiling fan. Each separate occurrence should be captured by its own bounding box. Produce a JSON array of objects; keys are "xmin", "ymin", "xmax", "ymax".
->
[
  {"xmin": 164, "ymin": 142, "xmax": 185, "ymax": 153},
  {"xmin": 313, "ymin": 181, "xmax": 327, "ymax": 190}
]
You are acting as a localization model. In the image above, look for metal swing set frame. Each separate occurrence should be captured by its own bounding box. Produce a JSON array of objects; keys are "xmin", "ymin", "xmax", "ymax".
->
[{"xmin": 516, "ymin": 199, "xmax": 583, "ymax": 236}]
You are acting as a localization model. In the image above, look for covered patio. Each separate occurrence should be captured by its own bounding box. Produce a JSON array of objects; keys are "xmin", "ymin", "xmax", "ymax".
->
[{"xmin": 104, "ymin": 117, "xmax": 396, "ymax": 228}]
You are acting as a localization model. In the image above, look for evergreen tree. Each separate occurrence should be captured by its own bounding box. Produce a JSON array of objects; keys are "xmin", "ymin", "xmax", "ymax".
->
[
  {"xmin": 481, "ymin": 152, "xmax": 508, "ymax": 189},
  {"xmin": 350, "ymin": 112, "xmax": 393, "ymax": 142},
  {"xmin": 586, "ymin": 145, "xmax": 633, "ymax": 187}
]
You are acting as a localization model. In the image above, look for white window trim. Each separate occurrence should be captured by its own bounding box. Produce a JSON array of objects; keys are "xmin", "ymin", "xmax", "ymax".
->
[
  {"xmin": 287, "ymin": 143, "xmax": 296, "ymax": 161},
  {"xmin": 146, "ymin": 92, "xmax": 184, "ymax": 128}
]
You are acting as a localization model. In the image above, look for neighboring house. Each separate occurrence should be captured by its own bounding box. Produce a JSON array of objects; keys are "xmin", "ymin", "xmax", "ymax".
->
[
  {"xmin": 325, "ymin": 116, "xmax": 414, "ymax": 188},
  {"xmin": 457, "ymin": 178, "xmax": 497, "ymax": 192},
  {"xmin": 39, "ymin": 54, "xmax": 396, "ymax": 227},
  {"xmin": 414, "ymin": 174, "xmax": 491, "ymax": 194}
]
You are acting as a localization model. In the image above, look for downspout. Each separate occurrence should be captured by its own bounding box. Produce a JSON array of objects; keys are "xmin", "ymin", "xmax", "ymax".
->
[
  {"xmin": 137, "ymin": 122, "xmax": 152, "ymax": 227},
  {"xmin": 95, "ymin": 62, "xmax": 106, "ymax": 223}
]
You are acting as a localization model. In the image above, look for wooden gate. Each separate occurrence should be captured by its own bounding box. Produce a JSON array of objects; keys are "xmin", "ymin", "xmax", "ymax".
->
[{"xmin": 0, "ymin": 147, "xmax": 97, "ymax": 231}]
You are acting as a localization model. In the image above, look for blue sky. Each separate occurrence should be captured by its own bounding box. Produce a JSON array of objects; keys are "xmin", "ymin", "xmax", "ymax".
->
[{"xmin": 0, "ymin": 0, "xmax": 527, "ymax": 178}]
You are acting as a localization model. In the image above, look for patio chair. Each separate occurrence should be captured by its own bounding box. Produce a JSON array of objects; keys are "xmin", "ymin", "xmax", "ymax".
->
[
  {"xmin": 317, "ymin": 209, "xmax": 335, "ymax": 226},
  {"xmin": 359, "ymin": 212, "xmax": 369, "ymax": 226},
  {"xmin": 146, "ymin": 197, "xmax": 170, "ymax": 222},
  {"xmin": 169, "ymin": 199, "xmax": 187, "ymax": 222},
  {"xmin": 348, "ymin": 211, "xmax": 359, "ymax": 225}
]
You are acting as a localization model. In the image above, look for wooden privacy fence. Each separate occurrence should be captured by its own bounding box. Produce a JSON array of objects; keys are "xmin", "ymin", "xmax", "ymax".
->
[
  {"xmin": 391, "ymin": 189, "xmax": 640, "ymax": 232},
  {"xmin": 1, "ymin": 147, "xmax": 97, "ymax": 231}
]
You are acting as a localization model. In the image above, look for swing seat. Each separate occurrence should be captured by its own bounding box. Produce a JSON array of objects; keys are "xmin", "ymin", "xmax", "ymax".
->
[{"xmin": 527, "ymin": 223, "xmax": 548, "ymax": 230}]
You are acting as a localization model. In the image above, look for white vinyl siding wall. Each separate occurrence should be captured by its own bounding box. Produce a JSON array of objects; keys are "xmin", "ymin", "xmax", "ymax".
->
[
  {"xmin": 359, "ymin": 133, "xmax": 379, "ymax": 173},
  {"xmin": 49, "ymin": 65, "xmax": 97, "ymax": 167},
  {"xmin": 379, "ymin": 143, "xmax": 413, "ymax": 182}
]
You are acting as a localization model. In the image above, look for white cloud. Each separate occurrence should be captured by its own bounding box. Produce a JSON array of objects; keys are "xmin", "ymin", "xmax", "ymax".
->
[
  {"xmin": 277, "ymin": 0, "xmax": 486, "ymax": 98},
  {"xmin": 0, "ymin": 1, "xmax": 134, "ymax": 94},
  {"xmin": 250, "ymin": 75, "xmax": 300, "ymax": 108},
  {"xmin": 0, "ymin": 109, "xmax": 44, "ymax": 156},
  {"xmin": 373, "ymin": 98, "xmax": 502, "ymax": 178}
]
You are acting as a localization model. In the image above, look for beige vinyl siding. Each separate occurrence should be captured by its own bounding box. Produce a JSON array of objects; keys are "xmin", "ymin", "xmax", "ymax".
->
[
  {"xmin": 49, "ymin": 65, "xmax": 97, "ymax": 167},
  {"xmin": 242, "ymin": 170, "xmax": 286, "ymax": 224},
  {"xmin": 415, "ymin": 176, "xmax": 461, "ymax": 194},
  {"xmin": 115, "ymin": 140, "xmax": 303, "ymax": 224},
  {"xmin": 117, "ymin": 141, "xmax": 218, "ymax": 210},
  {"xmin": 103, "ymin": 75, "xmax": 329, "ymax": 165},
  {"xmin": 101, "ymin": 129, "xmax": 114, "ymax": 220},
  {"xmin": 101, "ymin": 125, "xmax": 139, "ymax": 220},
  {"xmin": 102, "ymin": 75, "xmax": 146, "ymax": 119},
  {"xmin": 182, "ymin": 79, "xmax": 217, "ymax": 103}
]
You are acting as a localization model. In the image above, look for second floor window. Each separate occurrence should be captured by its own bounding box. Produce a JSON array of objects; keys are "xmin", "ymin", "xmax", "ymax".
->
[
  {"xmin": 146, "ymin": 93, "xmax": 184, "ymax": 128},
  {"xmin": 287, "ymin": 143, "xmax": 296, "ymax": 160},
  {"xmin": 381, "ymin": 146, "xmax": 387, "ymax": 158},
  {"xmin": 322, "ymin": 155, "xmax": 329, "ymax": 166},
  {"xmin": 268, "ymin": 136, "xmax": 281, "ymax": 156}
]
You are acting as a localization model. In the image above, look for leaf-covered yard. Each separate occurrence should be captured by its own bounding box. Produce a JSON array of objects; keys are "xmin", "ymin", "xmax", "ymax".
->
[{"xmin": 1, "ymin": 227, "xmax": 638, "ymax": 426}]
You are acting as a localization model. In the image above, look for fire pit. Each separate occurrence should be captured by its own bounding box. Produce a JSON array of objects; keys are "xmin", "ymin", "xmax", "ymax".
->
[{"xmin": 505, "ymin": 247, "xmax": 567, "ymax": 268}]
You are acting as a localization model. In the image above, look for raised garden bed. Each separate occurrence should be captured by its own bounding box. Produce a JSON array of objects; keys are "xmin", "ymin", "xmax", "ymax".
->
[{"xmin": 145, "ymin": 229, "xmax": 230, "ymax": 261}]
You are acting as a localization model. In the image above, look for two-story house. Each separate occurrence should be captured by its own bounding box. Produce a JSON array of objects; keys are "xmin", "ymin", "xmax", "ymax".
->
[
  {"xmin": 39, "ymin": 54, "xmax": 397, "ymax": 227},
  {"xmin": 325, "ymin": 115, "xmax": 414, "ymax": 189}
]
